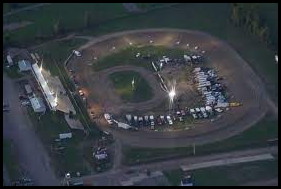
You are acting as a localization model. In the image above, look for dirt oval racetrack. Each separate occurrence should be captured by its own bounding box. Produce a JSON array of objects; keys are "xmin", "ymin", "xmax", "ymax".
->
[{"xmin": 68, "ymin": 28, "xmax": 272, "ymax": 148}]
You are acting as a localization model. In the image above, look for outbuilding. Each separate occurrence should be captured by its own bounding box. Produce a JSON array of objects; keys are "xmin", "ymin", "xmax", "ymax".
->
[
  {"xmin": 18, "ymin": 60, "xmax": 32, "ymax": 72},
  {"xmin": 29, "ymin": 96, "xmax": 46, "ymax": 113},
  {"xmin": 6, "ymin": 55, "xmax": 13, "ymax": 66}
]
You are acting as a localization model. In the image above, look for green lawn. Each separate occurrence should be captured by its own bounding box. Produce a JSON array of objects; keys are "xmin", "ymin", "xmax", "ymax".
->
[
  {"xmin": 109, "ymin": 71, "xmax": 153, "ymax": 103},
  {"xmin": 3, "ymin": 139, "xmax": 21, "ymax": 181},
  {"xmin": 257, "ymin": 3, "xmax": 278, "ymax": 51},
  {"xmin": 164, "ymin": 159, "xmax": 278, "ymax": 186},
  {"xmin": 4, "ymin": 3, "xmax": 128, "ymax": 46},
  {"xmin": 122, "ymin": 114, "xmax": 277, "ymax": 165},
  {"xmin": 93, "ymin": 45, "xmax": 186, "ymax": 71},
  {"xmin": 27, "ymin": 108, "xmax": 92, "ymax": 177},
  {"xmin": 27, "ymin": 108, "xmax": 70, "ymax": 143}
]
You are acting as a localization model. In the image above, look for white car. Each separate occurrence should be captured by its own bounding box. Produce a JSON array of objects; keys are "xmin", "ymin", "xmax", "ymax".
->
[
  {"xmin": 73, "ymin": 50, "xmax": 81, "ymax": 57},
  {"xmin": 149, "ymin": 115, "xmax": 155, "ymax": 127},
  {"xmin": 21, "ymin": 101, "xmax": 30, "ymax": 106},
  {"xmin": 78, "ymin": 90, "xmax": 84, "ymax": 96},
  {"xmin": 104, "ymin": 113, "xmax": 113, "ymax": 124},
  {"xmin": 215, "ymin": 108, "xmax": 223, "ymax": 113},
  {"xmin": 166, "ymin": 115, "xmax": 173, "ymax": 125}
]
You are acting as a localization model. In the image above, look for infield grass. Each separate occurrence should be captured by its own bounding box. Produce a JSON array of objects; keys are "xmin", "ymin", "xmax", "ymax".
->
[{"xmin": 109, "ymin": 71, "xmax": 153, "ymax": 103}]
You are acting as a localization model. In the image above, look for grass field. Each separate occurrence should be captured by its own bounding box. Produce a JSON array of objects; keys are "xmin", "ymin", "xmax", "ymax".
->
[
  {"xmin": 163, "ymin": 159, "xmax": 278, "ymax": 186},
  {"xmin": 122, "ymin": 113, "xmax": 277, "ymax": 165},
  {"xmin": 3, "ymin": 139, "xmax": 21, "ymax": 181},
  {"xmin": 109, "ymin": 71, "xmax": 153, "ymax": 103},
  {"xmin": 4, "ymin": 3, "xmax": 128, "ymax": 46},
  {"xmin": 27, "ymin": 108, "xmax": 70, "ymax": 143},
  {"xmin": 93, "ymin": 45, "xmax": 186, "ymax": 71}
]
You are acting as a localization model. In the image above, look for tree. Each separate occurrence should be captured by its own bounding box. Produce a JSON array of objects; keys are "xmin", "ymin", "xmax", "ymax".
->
[
  {"xmin": 84, "ymin": 11, "xmax": 91, "ymax": 28},
  {"xmin": 258, "ymin": 26, "xmax": 269, "ymax": 44},
  {"xmin": 53, "ymin": 19, "xmax": 64, "ymax": 36},
  {"xmin": 230, "ymin": 3, "xmax": 239, "ymax": 26},
  {"xmin": 3, "ymin": 32, "xmax": 11, "ymax": 48}
]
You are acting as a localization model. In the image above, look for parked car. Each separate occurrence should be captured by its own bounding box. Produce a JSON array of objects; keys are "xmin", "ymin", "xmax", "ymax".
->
[
  {"xmin": 166, "ymin": 115, "xmax": 173, "ymax": 125},
  {"xmin": 134, "ymin": 116, "xmax": 138, "ymax": 126},
  {"xmin": 156, "ymin": 116, "xmax": 163, "ymax": 125},
  {"xmin": 144, "ymin": 115, "xmax": 149, "ymax": 126},
  {"xmin": 160, "ymin": 115, "xmax": 166, "ymax": 124},
  {"xmin": 149, "ymin": 115, "xmax": 155, "ymax": 128},
  {"xmin": 138, "ymin": 116, "xmax": 144, "ymax": 126}
]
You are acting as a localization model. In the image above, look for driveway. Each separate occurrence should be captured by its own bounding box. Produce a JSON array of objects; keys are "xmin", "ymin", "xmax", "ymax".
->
[{"xmin": 3, "ymin": 74, "xmax": 59, "ymax": 186}]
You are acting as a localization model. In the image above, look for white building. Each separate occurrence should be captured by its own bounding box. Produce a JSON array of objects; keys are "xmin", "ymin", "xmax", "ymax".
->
[
  {"xmin": 31, "ymin": 63, "xmax": 57, "ymax": 111},
  {"xmin": 29, "ymin": 96, "xmax": 46, "ymax": 113},
  {"xmin": 6, "ymin": 55, "xmax": 13, "ymax": 66},
  {"xmin": 18, "ymin": 60, "xmax": 32, "ymax": 72}
]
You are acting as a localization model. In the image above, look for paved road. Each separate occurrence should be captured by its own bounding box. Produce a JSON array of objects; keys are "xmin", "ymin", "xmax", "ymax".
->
[
  {"xmin": 122, "ymin": 3, "xmax": 142, "ymax": 13},
  {"xmin": 79, "ymin": 146, "xmax": 277, "ymax": 185},
  {"xmin": 3, "ymin": 3, "xmax": 50, "ymax": 17},
  {"xmin": 3, "ymin": 74, "xmax": 60, "ymax": 186}
]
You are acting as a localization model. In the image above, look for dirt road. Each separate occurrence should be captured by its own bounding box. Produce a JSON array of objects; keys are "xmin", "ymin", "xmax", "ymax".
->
[
  {"xmin": 68, "ymin": 28, "xmax": 274, "ymax": 148},
  {"xmin": 80, "ymin": 146, "xmax": 277, "ymax": 186},
  {"xmin": 3, "ymin": 74, "xmax": 59, "ymax": 186},
  {"xmin": 3, "ymin": 3, "xmax": 51, "ymax": 17}
]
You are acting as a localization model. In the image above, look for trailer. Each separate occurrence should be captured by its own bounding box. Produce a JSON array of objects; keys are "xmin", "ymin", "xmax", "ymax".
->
[
  {"xmin": 214, "ymin": 102, "xmax": 229, "ymax": 108},
  {"xmin": 200, "ymin": 107, "xmax": 208, "ymax": 118},
  {"xmin": 117, "ymin": 122, "xmax": 133, "ymax": 130}
]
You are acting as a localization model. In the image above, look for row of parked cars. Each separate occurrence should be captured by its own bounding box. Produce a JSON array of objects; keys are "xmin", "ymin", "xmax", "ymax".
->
[
  {"xmin": 193, "ymin": 67, "xmax": 228, "ymax": 109},
  {"xmin": 125, "ymin": 114, "xmax": 175, "ymax": 129}
]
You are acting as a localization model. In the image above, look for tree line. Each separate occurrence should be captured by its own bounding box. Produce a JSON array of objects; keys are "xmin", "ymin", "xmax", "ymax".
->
[{"xmin": 230, "ymin": 3, "xmax": 271, "ymax": 46}]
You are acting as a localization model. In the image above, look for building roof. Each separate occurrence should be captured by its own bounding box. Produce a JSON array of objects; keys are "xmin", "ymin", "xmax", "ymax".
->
[
  {"xmin": 29, "ymin": 96, "xmax": 46, "ymax": 112},
  {"xmin": 18, "ymin": 60, "xmax": 32, "ymax": 71},
  {"xmin": 31, "ymin": 63, "xmax": 57, "ymax": 111},
  {"xmin": 7, "ymin": 55, "xmax": 13, "ymax": 65},
  {"xmin": 24, "ymin": 84, "xmax": 33, "ymax": 94}
]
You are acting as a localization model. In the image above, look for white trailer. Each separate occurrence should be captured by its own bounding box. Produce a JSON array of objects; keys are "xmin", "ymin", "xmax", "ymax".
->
[
  {"xmin": 214, "ymin": 102, "xmax": 229, "ymax": 108},
  {"xmin": 117, "ymin": 122, "xmax": 132, "ymax": 130},
  {"xmin": 200, "ymin": 107, "xmax": 208, "ymax": 118},
  {"xmin": 205, "ymin": 106, "xmax": 213, "ymax": 112}
]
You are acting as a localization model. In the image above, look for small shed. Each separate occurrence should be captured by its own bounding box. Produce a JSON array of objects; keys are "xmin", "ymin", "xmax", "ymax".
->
[
  {"xmin": 24, "ymin": 84, "xmax": 33, "ymax": 95},
  {"xmin": 59, "ymin": 133, "xmax": 72, "ymax": 139},
  {"xmin": 29, "ymin": 96, "xmax": 46, "ymax": 113},
  {"xmin": 7, "ymin": 55, "xmax": 13, "ymax": 66},
  {"xmin": 18, "ymin": 60, "xmax": 32, "ymax": 72}
]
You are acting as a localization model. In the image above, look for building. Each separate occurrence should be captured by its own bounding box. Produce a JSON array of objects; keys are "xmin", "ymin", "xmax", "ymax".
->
[
  {"xmin": 6, "ymin": 55, "xmax": 13, "ymax": 66},
  {"xmin": 29, "ymin": 96, "xmax": 46, "ymax": 113},
  {"xmin": 31, "ymin": 63, "xmax": 57, "ymax": 111},
  {"xmin": 24, "ymin": 84, "xmax": 33, "ymax": 95},
  {"xmin": 18, "ymin": 60, "xmax": 32, "ymax": 72},
  {"xmin": 180, "ymin": 175, "xmax": 193, "ymax": 186}
]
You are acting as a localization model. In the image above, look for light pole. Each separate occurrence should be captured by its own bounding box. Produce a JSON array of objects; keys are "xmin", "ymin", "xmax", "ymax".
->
[
  {"xmin": 131, "ymin": 77, "xmax": 135, "ymax": 91},
  {"xmin": 168, "ymin": 86, "xmax": 176, "ymax": 114}
]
